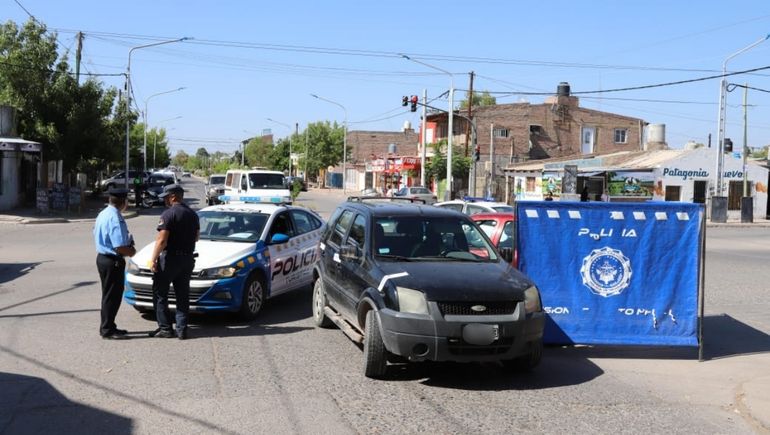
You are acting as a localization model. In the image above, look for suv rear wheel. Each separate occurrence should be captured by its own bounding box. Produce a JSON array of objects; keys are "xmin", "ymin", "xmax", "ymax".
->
[
  {"xmin": 363, "ymin": 310, "xmax": 388, "ymax": 378},
  {"xmin": 502, "ymin": 340, "xmax": 543, "ymax": 372}
]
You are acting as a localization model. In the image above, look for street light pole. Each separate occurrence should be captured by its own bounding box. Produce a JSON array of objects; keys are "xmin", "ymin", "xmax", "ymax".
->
[
  {"xmin": 420, "ymin": 88, "xmax": 427, "ymax": 187},
  {"xmin": 401, "ymin": 54, "xmax": 454, "ymax": 201},
  {"xmin": 125, "ymin": 37, "xmax": 189, "ymax": 188},
  {"xmin": 266, "ymin": 118, "xmax": 294, "ymax": 177},
  {"xmin": 144, "ymin": 87, "xmax": 185, "ymax": 172},
  {"xmin": 311, "ymin": 94, "xmax": 348, "ymax": 193},
  {"xmin": 714, "ymin": 34, "xmax": 769, "ymax": 198}
]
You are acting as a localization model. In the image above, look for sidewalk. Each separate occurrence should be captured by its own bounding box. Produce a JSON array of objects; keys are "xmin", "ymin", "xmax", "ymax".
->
[{"xmin": 0, "ymin": 194, "xmax": 139, "ymax": 224}]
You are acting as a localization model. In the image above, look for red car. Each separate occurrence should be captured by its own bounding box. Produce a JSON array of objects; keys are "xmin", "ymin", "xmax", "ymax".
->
[{"xmin": 471, "ymin": 212, "xmax": 518, "ymax": 267}]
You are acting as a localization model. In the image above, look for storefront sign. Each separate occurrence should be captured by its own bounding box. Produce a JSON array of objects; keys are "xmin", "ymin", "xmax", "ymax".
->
[{"xmin": 608, "ymin": 171, "xmax": 655, "ymax": 197}]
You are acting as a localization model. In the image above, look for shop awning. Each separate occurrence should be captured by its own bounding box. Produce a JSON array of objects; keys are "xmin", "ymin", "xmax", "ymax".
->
[{"xmin": 0, "ymin": 137, "xmax": 42, "ymax": 152}]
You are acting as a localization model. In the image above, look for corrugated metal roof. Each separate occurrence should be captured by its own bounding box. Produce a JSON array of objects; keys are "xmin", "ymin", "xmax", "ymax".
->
[{"xmin": 505, "ymin": 149, "xmax": 691, "ymax": 173}]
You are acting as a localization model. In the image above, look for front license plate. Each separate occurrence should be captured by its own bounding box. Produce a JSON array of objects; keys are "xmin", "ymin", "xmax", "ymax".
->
[{"xmin": 462, "ymin": 323, "xmax": 499, "ymax": 346}]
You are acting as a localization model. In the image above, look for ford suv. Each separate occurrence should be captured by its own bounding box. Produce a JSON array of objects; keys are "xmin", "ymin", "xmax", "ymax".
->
[{"xmin": 312, "ymin": 198, "xmax": 544, "ymax": 378}]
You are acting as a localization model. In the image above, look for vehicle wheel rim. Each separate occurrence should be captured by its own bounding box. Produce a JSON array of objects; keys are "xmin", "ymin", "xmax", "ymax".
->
[
  {"xmin": 313, "ymin": 283, "xmax": 323, "ymax": 320},
  {"xmin": 248, "ymin": 281, "xmax": 263, "ymax": 314}
]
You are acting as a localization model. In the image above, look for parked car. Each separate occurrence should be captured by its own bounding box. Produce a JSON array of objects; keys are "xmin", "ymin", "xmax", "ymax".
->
[
  {"xmin": 95, "ymin": 170, "xmax": 148, "ymax": 192},
  {"xmin": 471, "ymin": 212, "xmax": 517, "ymax": 267},
  {"xmin": 394, "ymin": 186, "xmax": 437, "ymax": 204},
  {"xmin": 206, "ymin": 174, "xmax": 226, "ymax": 206},
  {"xmin": 125, "ymin": 202, "xmax": 325, "ymax": 319},
  {"xmin": 360, "ymin": 187, "xmax": 382, "ymax": 197},
  {"xmin": 434, "ymin": 197, "xmax": 513, "ymax": 215},
  {"xmin": 312, "ymin": 198, "xmax": 544, "ymax": 378},
  {"xmin": 285, "ymin": 176, "xmax": 307, "ymax": 192}
]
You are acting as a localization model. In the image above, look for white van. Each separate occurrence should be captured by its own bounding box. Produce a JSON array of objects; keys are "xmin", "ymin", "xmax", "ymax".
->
[{"xmin": 220, "ymin": 169, "xmax": 291, "ymax": 204}]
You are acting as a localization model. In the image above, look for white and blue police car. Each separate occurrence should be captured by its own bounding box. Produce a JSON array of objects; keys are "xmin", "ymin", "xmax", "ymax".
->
[{"xmin": 124, "ymin": 202, "xmax": 324, "ymax": 319}]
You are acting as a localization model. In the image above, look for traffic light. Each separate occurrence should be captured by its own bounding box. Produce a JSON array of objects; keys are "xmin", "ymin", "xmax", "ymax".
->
[
  {"xmin": 402, "ymin": 96, "xmax": 408, "ymax": 107},
  {"xmin": 473, "ymin": 146, "xmax": 480, "ymax": 161},
  {"xmin": 410, "ymin": 95, "xmax": 418, "ymax": 112},
  {"xmin": 724, "ymin": 138, "xmax": 733, "ymax": 153}
]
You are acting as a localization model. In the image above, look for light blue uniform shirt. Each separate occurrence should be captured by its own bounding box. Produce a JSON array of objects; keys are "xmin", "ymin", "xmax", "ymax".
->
[{"xmin": 93, "ymin": 205, "xmax": 130, "ymax": 256}]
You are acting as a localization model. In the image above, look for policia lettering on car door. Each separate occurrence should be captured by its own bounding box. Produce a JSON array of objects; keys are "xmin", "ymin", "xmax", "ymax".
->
[{"xmin": 267, "ymin": 210, "xmax": 319, "ymax": 296}]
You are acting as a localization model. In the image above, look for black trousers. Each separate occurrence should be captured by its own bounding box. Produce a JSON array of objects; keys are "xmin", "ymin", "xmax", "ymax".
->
[
  {"xmin": 96, "ymin": 254, "xmax": 125, "ymax": 336},
  {"xmin": 153, "ymin": 254, "xmax": 195, "ymax": 331}
]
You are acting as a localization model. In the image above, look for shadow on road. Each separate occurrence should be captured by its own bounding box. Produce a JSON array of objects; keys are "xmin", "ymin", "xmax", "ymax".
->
[
  {"xmin": 0, "ymin": 281, "xmax": 96, "ymax": 313},
  {"xmin": 0, "ymin": 371, "xmax": 133, "ymax": 434},
  {"xmin": 383, "ymin": 350, "xmax": 604, "ymax": 391},
  {"xmin": 132, "ymin": 286, "xmax": 314, "ymax": 339},
  {"xmin": 0, "ymin": 261, "xmax": 50, "ymax": 285}
]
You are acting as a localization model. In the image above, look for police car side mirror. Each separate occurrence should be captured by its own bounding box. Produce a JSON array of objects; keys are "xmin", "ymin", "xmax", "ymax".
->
[
  {"xmin": 499, "ymin": 247, "xmax": 514, "ymax": 263},
  {"xmin": 270, "ymin": 233, "xmax": 290, "ymax": 244},
  {"xmin": 339, "ymin": 244, "xmax": 360, "ymax": 260}
]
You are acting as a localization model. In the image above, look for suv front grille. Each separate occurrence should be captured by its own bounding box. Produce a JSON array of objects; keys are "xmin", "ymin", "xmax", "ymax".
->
[{"xmin": 437, "ymin": 301, "xmax": 517, "ymax": 316}]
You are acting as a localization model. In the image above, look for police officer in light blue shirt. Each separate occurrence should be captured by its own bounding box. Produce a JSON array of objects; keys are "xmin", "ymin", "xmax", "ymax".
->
[{"xmin": 93, "ymin": 188, "xmax": 136, "ymax": 339}]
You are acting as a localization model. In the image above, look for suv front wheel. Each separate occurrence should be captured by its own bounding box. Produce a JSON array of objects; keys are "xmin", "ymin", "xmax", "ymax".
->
[
  {"xmin": 312, "ymin": 278, "xmax": 333, "ymax": 328},
  {"xmin": 363, "ymin": 310, "xmax": 388, "ymax": 378}
]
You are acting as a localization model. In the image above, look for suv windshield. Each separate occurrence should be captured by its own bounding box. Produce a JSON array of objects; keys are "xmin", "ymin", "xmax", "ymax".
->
[
  {"xmin": 373, "ymin": 216, "xmax": 497, "ymax": 262},
  {"xmin": 209, "ymin": 176, "xmax": 225, "ymax": 185},
  {"xmin": 198, "ymin": 211, "xmax": 268, "ymax": 242},
  {"xmin": 248, "ymin": 173, "xmax": 286, "ymax": 190}
]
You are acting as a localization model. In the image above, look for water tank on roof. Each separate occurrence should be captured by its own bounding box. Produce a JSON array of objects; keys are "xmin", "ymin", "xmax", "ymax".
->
[
  {"xmin": 557, "ymin": 82, "xmax": 571, "ymax": 97},
  {"xmin": 648, "ymin": 124, "xmax": 665, "ymax": 143},
  {"xmin": 402, "ymin": 120, "xmax": 412, "ymax": 131},
  {"xmin": 388, "ymin": 143, "xmax": 397, "ymax": 154}
]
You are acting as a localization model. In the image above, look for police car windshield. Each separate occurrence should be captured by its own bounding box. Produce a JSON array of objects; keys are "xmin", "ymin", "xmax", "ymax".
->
[
  {"xmin": 248, "ymin": 173, "xmax": 285, "ymax": 190},
  {"xmin": 198, "ymin": 211, "xmax": 268, "ymax": 242},
  {"xmin": 373, "ymin": 216, "xmax": 497, "ymax": 262}
]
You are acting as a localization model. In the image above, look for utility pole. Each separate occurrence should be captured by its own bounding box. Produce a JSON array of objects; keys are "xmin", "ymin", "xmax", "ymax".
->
[
  {"xmin": 488, "ymin": 123, "xmax": 495, "ymax": 199},
  {"xmin": 420, "ymin": 88, "xmax": 427, "ymax": 187},
  {"xmin": 75, "ymin": 32, "xmax": 84, "ymax": 84},
  {"xmin": 742, "ymin": 83, "xmax": 749, "ymax": 197},
  {"xmin": 465, "ymin": 71, "xmax": 474, "ymax": 157}
]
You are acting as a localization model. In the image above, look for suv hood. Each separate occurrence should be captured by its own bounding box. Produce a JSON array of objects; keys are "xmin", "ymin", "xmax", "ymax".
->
[{"xmin": 376, "ymin": 260, "xmax": 533, "ymax": 302}]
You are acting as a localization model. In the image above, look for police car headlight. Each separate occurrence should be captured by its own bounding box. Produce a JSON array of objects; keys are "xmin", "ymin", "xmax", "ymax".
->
[
  {"xmin": 126, "ymin": 259, "xmax": 140, "ymax": 274},
  {"xmin": 524, "ymin": 285, "xmax": 542, "ymax": 314},
  {"xmin": 396, "ymin": 287, "xmax": 428, "ymax": 315},
  {"xmin": 200, "ymin": 266, "xmax": 238, "ymax": 279}
]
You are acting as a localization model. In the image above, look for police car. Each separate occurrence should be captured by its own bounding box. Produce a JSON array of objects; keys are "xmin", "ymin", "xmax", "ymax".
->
[{"xmin": 124, "ymin": 202, "xmax": 324, "ymax": 319}]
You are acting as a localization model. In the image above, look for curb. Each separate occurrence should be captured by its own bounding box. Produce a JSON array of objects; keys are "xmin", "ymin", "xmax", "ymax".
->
[{"xmin": 0, "ymin": 210, "xmax": 139, "ymax": 225}]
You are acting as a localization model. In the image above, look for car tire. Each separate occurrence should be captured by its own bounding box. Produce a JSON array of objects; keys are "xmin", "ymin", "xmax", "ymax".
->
[
  {"xmin": 363, "ymin": 310, "xmax": 388, "ymax": 379},
  {"xmin": 312, "ymin": 278, "xmax": 333, "ymax": 328},
  {"xmin": 502, "ymin": 340, "xmax": 543, "ymax": 372},
  {"xmin": 239, "ymin": 274, "xmax": 266, "ymax": 320}
]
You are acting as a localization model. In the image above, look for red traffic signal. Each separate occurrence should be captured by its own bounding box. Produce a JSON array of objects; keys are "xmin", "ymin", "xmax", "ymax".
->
[{"xmin": 410, "ymin": 95, "xmax": 419, "ymax": 112}]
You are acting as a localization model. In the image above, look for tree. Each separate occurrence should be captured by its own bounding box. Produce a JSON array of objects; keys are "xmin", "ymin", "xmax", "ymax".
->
[
  {"xmin": 459, "ymin": 90, "xmax": 496, "ymax": 109},
  {"xmin": 172, "ymin": 150, "xmax": 189, "ymax": 168},
  {"xmin": 267, "ymin": 137, "xmax": 291, "ymax": 173},
  {"xmin": 426, "ymin": 140, "xmax": 471, "ymax": 181},
  {"xmin": 244, "ymin": 136, "xmax": 273, "ymax": 168},
  {"xmin": 293, "ymin": 121, "xmax": 346, "ymax": 182}
]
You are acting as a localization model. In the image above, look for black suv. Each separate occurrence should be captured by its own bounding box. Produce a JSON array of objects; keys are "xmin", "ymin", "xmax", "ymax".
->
[{"xmin": 312, "ymin": 198, "xmax": 545, "ymax": 378}]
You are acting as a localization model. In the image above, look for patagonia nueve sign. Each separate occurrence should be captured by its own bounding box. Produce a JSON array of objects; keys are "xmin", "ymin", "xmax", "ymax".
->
[{"xmin": 662, "ymin": 168, "xmax": 708, "ymax": 180}]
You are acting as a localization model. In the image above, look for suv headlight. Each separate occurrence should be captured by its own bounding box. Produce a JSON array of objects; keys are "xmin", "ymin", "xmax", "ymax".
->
[
  {"xmin": 200, "ymin": 266, "xmax": 238, "ymax": 279},
  {"xmin": 524, "ymin": 285, "xmax": 542, "ymax": 314},
  {"xmin": 396, "ymin": 286, "xmax": 428, "ymax": 315},
  {"xmin": 126, "ymin": 258, "xmax": 140, "ymax": 274}
]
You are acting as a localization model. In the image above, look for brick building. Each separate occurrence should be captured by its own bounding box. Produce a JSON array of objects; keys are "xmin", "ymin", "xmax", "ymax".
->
[
  {"xmin": 424, "ymin": 82, "xmax": 648, "ymax": 197},
  {"xmin": 345, "ymin": 128, "xmax": 420, "ymax": 192}
]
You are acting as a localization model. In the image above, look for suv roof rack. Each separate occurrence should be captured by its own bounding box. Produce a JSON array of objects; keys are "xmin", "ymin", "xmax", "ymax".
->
[{"xmin": 346, "ymin": 196, "xmax": 426, "ymax": 204}]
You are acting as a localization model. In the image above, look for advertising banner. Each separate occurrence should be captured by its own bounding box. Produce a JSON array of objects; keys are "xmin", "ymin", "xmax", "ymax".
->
[
  {"xmin": 516, "ymin": 201, "xmax": 703, "ymax": 346},
  {"xmin": 607, "ymin": 171, "xmax": 655, "ymax": 198}
]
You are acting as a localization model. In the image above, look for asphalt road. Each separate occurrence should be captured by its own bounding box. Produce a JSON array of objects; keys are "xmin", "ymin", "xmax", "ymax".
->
[{"xmin": 0, "ymin": 178, "xmax": 768, "ymax": 434}]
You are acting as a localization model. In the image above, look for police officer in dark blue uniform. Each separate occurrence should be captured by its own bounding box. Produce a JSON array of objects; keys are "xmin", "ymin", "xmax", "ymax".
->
[
  {"xmin": 93, "ymin": 188, "xmax": 136, "ymax": 339},
  {"xmin": 148, "ymin": 184, "xmax": 199, "ymax": 339}
]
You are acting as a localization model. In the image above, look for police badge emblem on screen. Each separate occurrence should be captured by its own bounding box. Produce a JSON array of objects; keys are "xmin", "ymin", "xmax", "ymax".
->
[{"xmin": 580, "ymin": 246, "xmax": 632, "ymax": 297}]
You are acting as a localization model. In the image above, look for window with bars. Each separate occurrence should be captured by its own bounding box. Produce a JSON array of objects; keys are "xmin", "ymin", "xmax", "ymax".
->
[{"xmin": 493, "ymin": 128, "xmax": 509, "ymax": 138}]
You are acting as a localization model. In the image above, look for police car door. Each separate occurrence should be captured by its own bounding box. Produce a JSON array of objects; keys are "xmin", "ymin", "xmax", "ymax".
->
[
  {"xmin": 266, "ymin": 211, "xmax": 298, "ymax": 296},
  {"xmin": 288, "ymin": 210, "xmax": 323, "ymax": 286}
]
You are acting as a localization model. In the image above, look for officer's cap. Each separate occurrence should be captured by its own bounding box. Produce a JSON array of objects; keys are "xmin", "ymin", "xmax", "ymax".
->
[
  {"xmin": 107, "ymin": 187, "xmax": 129, "ymax": 198},
  {"xmin": 158, "ymin": 183, "xmax": 184, "ymax": 198}
]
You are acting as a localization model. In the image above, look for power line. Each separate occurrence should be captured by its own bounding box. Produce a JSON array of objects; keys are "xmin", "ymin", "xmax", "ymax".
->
[{"xmin": 0, "ymin": 60, "xmax": 126, "ymax": 77}]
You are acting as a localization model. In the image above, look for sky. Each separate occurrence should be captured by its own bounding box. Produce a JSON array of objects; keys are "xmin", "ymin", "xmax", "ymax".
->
[{"xmin": 6, "ymin": 0, "xmax": 770, "ymax": 155}]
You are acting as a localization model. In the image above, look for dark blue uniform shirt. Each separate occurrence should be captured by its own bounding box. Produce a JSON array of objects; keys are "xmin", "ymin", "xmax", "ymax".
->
[{"xmin": 157, "ymin": 202, "xmax": 200, "ymax": 254}]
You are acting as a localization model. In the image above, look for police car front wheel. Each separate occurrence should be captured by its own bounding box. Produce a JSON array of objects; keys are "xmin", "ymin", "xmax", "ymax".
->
[{"xmin": 239, "ymin": 274, "xmax": 265, "ymax": 320}]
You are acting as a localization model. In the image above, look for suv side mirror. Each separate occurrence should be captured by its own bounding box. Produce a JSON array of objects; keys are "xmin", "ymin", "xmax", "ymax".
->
[
  {"xmin": 339, "ymin": 244, "xmax": 360, "ymax": 260},
  {"xmin": 499, "ymin": 247, "xmax": 514, "ymax": 263}
]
